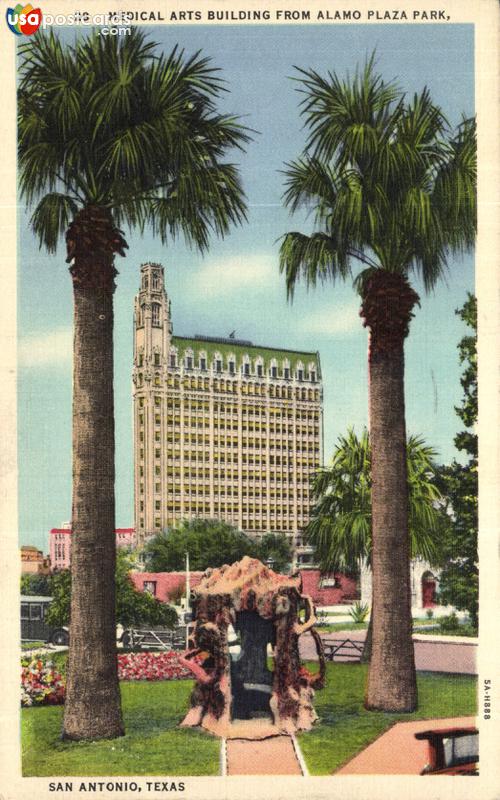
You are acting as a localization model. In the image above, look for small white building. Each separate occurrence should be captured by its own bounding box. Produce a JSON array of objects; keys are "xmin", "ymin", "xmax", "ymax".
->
[{"xmin": 360, "ymin": 557, "xmax": 459, "ymax": 618}]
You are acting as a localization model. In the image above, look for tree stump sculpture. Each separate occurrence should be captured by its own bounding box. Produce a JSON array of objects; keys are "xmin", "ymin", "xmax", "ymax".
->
[{"xmin": 179, "ymin": 556, "xmax": 325, "ymax": 737}]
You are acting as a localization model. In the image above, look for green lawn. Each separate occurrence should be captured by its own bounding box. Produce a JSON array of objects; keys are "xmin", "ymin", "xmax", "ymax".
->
[
  {"xmin": 298, "ymin": 662, "xmax": 477, "ymax": 775},
  {"xmin": 318, "ymin": 622, "xmax": 368, "ymax": 633},
  {"xmin": 22, "ymin": 680, "xmax": 220, "ymax": 777},
  {"xmin": 22, "ymin": 661, "xmax": 476, "ymax": 778},
  {"xmin": 21, "ymin": 641, "xmax": 46, "ymax": 651}
]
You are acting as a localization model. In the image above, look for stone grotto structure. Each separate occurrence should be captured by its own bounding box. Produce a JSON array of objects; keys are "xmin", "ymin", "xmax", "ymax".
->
[{"xmin": 179, "ymin": 556, "xmax": 325, "ymax": 738}]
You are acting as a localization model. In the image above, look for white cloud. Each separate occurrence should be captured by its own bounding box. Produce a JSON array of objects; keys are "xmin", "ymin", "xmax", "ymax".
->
[
  {"xmin": 19, "ymin": 328, "xmax": 72, "ymax": 368},
  {"xmin": 194, "ymin": 253, "xmax": 277, "ymax": 297},
  {"xmin": 299, "ymin": 301, "xmax": 362, "ymax": 337}
]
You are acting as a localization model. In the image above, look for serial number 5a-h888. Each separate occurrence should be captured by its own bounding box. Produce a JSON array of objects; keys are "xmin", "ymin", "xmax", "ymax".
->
[{"xmin": 484, "ymin": 679, "xmax": 491, "ymax": 719}]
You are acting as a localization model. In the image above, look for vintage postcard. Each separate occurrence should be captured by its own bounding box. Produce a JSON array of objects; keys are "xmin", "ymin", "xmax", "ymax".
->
[{"xmin": 1, "ymin": 0, "xmax": 499, "ymax": 798}]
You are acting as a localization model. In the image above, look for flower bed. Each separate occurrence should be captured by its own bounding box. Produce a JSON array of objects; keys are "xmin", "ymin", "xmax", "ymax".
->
[
  {"xmin": 21, "ymin": 658, "xmax": 65, "ymax": 707},
  {"xmin": 117, "ymin": 651, "xmax": 196, "ymax": 682},
  {"xmin": 21, "ymin": 651, "xmax": 194, "ymax": 706}
]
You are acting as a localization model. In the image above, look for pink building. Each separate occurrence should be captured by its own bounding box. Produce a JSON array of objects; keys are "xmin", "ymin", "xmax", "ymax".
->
[
  {"xmin": 131, "ymin": 568, "xmax": 358, "ymax": 607},
  {"xmin": 49, "ymin": 523, "xmax": 136, "ymax": 571},
  {"xmin": 131, "ymin": 571, "xmax": 204, "ymax": 602}
]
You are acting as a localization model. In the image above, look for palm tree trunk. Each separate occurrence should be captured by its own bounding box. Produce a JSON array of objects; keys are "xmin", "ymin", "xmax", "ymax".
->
[
  {"xmin": 360, "ymin": 588, "xmax": 373, "ymax": 663},
  {"xmin": 362, "ymin": 271, "xmax": 418, "ymax": 712},
  {"xmin": 62, "ymin": 246, "xmax": 124, "ymax": 739}
]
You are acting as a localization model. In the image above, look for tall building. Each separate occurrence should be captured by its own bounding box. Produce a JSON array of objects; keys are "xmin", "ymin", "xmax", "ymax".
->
[{"xmin": 133, "ymin": 263, "xmax": 323, "ymax": 556}]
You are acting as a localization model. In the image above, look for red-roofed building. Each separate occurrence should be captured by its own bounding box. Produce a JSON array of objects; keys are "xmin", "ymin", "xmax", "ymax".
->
[
  {"xmin": 49, "ymin": 523, "xmax": 136, "ymax": 571},
  {"xmin": 300, "ymin": 569, "xmax": 359, "ymax": 606},
  {"xmin": 130, "ymin": 571, "xmax": 204, "ymax": 602}
]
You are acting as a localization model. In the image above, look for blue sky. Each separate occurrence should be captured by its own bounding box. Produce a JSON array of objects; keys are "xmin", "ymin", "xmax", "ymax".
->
[{"xmin": 18, "ymin": 23, "xmax": 475, "ymax": 551}]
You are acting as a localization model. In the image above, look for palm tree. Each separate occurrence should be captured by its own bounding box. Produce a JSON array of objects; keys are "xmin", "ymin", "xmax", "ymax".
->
[
  {"xmin": 306, "ymin": 428, "xmax": 446, "ymax": 660},
  {"xmin": 280, "ymin": 55, "xmax": 475, "ymax": 711},
  {"xmin": 18, "ymin": 29, "xmax": 250, "ymax": 740}
]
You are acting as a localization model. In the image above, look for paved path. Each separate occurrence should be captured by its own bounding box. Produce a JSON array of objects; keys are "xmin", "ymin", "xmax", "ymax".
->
[
  {"xmin": 336, "ymin": 716, "xmax": 476, "ymax": 774},
  {"xmin": 299, "ymin": 630, "xmax": 477, "ymax": 674},
  {"xmin": 226, "ymin": 735, "xmax": 303, "ymax": 775}
]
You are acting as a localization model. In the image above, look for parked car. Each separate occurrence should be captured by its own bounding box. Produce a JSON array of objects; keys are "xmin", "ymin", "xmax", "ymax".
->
[
  {"xmin": 416, "ymin": 726, "xmax": 478, "ymax": 774},
  {"xmin": 21, "ymin": 595, "xmax": 68, "ymax": 646},
  {"xmin": 22, "ymin": 596, "xmax": 126, "ymax": 647}
]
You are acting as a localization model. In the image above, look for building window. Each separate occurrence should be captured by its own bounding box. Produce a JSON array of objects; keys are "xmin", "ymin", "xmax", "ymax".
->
[
  {"xmin": 257, "ymin": 364, "xmax": 263, "ymax": 377},
  {"xmin": 229, "ymin": 360, "xmax": 235, "ymax": 375},
  {"xmin": 310, "ymin": 370, "xmax": 316, "ymax": 382},
  {"xmin": 142, "ymin": 274, "xmax": 149, "ymax": 290},
  {"xmin": 154, "ymin": 353, "xmax": 160, "ymax": 366},
  {"xmin": 297, "ymin": 369, "xmax": 304, "ymax": 381},
  {"xmin": 216, "ymin": 359, "xmax": 222, "ymax": 373},
  {"xmin": 284, "ymin": 367, "xmax": 290, "ymax": 380},
  {"xmin": 152, "ymin": 303, "xmax": 161, "ymax": 326},
  {"xmin": 143, "ymin": 581, "xmax": 157, "ymax": 596},
  {"xmin": 186, "ymin": 356, "xmax": 193, "ymax": 370},
  {"xmin": 200, "ymin": 356, "xmax": 207, "ymax": 371},
  {"xmin": 170, "ymin": 353, "xmax": 177, "ymax": 368},
  {"xmin": 243, "ymin": 362, "xmax": 250, "ymax": 376},
  {"xmin": 271, "ymin": 366, "xmax": 277, "ymax": 378},
  {"xmin": 152, "ymin": 271, "xmax": 160, "ymax": 290}
]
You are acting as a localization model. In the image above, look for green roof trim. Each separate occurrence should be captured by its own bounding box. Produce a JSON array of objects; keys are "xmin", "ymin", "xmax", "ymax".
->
[{"xmin": 171, "ymin": 335, "xmax": 321, "ymax": 374}]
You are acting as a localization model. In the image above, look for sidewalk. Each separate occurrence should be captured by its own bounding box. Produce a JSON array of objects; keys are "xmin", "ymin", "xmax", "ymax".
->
[
  {"xmin": 336, "ymin": 715, "xmax": 476, "ymax": 774},
  {"xmin": 226, "ymin": 735, "xmax": 303, "ymax": 775},
  {"xmin": 299, "ymin": 630, "xmax": 477, "ymax": 674}
]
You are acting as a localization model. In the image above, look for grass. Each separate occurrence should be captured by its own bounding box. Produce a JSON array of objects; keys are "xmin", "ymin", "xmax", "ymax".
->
[
  {"xmin": 22, "ymin": 680, "xmax": 220, "ymax": 777},
  {"xmin": 22, "ymin": 657, "xmax": 476, "ymax": 778},
  {"xmin": 21, "ymin": 641, "xmax": 45, "ymax": 651},
  {"xmin": 318, "ymin": 622, "xmax": 368, "ymax": 633},
  {"xmin": 416, "ymin": 626, "xmax": 478, "ymax": 637},
  {"xmin": 297, "ymin": 662, "xmax": 477, "ymax": 775}
]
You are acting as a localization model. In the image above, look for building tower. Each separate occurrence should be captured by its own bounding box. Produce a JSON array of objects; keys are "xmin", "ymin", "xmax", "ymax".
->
[
  {"xmin": 133, "ymin": 263, "xmax": 324, "ymax": 561},
  {"xmin": 133, "ymin": 263, "xmax": 172, "ymax": 547}
]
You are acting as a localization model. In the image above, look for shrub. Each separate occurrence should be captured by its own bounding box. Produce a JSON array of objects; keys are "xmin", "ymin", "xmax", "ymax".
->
[
  {"xmin": 426, "ymin": 608, "xmax": 434, "ymax": 619},
  {"xmin": 349, "ymin": 601, "xmax": 369, "ymax": 624},
  {"xmin": 438, "ymin": 612, "xmax": 461, "ymax": 633}
]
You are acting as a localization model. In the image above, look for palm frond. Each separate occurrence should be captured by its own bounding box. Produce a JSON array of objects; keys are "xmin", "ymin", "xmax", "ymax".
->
[
  {"xmin": 281, "ymin": 54, "xmax": 476, "ymax": 292},
  {"xmin": 279, "ymin": 231, "xmax": 350, "ymax": 299},
  {"xmin": 30, "ymin": 193, "xmax": 79, "ymax": 252},
  {"xmin": 18, "ymin": 29, "xmax": 250, "ymax": 253}
]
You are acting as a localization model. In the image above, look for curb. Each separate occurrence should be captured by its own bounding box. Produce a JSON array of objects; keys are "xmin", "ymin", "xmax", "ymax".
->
[
  {"xmin": 220, "ymin": 738, "xmax": 227, "ymax": 776},
  {"xmin": 291, "ymin": 734, "xmax": 309, "ymax": 777}
]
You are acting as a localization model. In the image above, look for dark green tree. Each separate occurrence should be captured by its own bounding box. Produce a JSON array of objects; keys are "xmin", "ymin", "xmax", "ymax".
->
[
  {"xmin": 145, "ymin": 519, "xmax": 260, "ymax": 572},
  {"xmin": 280, "ymin": 55, "xmax": 476, "ymax": 711},
  {"xmin": 436, "ymin": 295, "xmax": 478, "ymax": 628},
  {"xmin": 256, "ymin": 532, "xmax": 293, "ymax": 573},
  {"xmin": 45, "ymin": 569, "xmax": 72, "ymax": 628},
  {"xmin": 46, "ymin": 550, "xmax": 177, "ymax": 629},
  {"xmin": 18, "ymin": 29, "xmax": 249, "ymax": 739},
  {"xmin": 307, "ymin": 428, "xmax": 445, "ymax": 571},
  {"xmin": 21, "ymin": 573, "xmax": 52, "ymax": 596}
]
